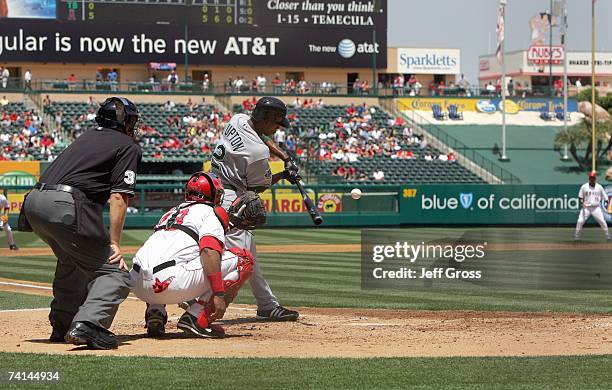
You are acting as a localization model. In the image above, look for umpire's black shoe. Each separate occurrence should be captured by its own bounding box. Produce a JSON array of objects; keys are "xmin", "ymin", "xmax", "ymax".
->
[
  {"xmin": 49, "ymin": 328, "xmax": 66, "ymax": 343},
  {"xmin": 9, "ymin": 244, "xmax": 18, "ymax": 250},
  {"xmin": 256, "ymin": 306, "xmax": 299, "ymax": 322},
  {"xmin": 65, "ymin": 321, "xmax": 118, "ymax": 350}
]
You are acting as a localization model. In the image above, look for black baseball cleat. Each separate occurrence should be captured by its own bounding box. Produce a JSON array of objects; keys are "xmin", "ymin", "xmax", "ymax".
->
[
  {"xmin": 64, "ymin": 321, "xmax": 118, "ymax": 350},
  {"xmin": 145, "ymin": 305, "xmax": 167, "ymax": 337},
  {"xmin": 177, "ymin": 312, "xmax": 225, "ymax": 338},
  {"xmin": 9, "ymin": 244, "xmax": 18, "ymax": 250},
  {"xmin": 49, "ymin": 328, "xmax": 66, "ymax": 343},
  {"xmin": 256, "ymin": 306, "xmax": 299, "ymax": 322}
]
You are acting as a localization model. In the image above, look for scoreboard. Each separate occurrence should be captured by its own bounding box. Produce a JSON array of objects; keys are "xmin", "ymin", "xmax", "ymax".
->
[
  {"xmin": 3, "ymin": 0, "xmax": 387, "ymax": 68},
  {"xmin": 56, "ymin": 0, "xmax": 385, "ymax": 29},
  {"xmin": 58, "ymin": 0, "xmax": 256, "ymax": 26}
]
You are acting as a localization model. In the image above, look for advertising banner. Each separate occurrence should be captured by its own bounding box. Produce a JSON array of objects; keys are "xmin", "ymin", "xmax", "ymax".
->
[
  {"xmin": 0, "ymin": 161, "xmax": 40, "ymax": 214},
  {"xmin": 398, "ymin": 98, "xmax": 477, "ymax": 112},
  {"xmin": 400, "ymin": 184, "xmax": 612, "ymax": 225},
  {"xmin": 0, "ymin": 0, "xmax": 387, "ymax": 68},
  {"xmin": 399, "ymin": 98, "xmax": 578, "ymax": 113},
  {"xmin": 396, "ymin": 48, "xmax": 460, "ymax": 75}
]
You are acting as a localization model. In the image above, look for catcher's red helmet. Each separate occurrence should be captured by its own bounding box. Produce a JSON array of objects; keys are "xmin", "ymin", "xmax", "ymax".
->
[{"xmin": 185, "ymin": 171, "xmax": 224, "ymax": 206}]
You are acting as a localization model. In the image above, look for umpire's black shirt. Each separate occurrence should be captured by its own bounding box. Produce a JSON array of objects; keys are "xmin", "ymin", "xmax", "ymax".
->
[{"xmin": 41, "ymin": 128, "xmax": 142, "ymax": 204}]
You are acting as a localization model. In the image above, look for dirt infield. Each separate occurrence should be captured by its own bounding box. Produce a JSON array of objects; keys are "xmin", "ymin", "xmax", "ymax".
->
[
  {"xmin": 1, "ymin": 242, "xmax": 610, "ymax": 258},
  {"xmin": 1, "ymin": 278, "xmax": 612, "ymax": 358}
]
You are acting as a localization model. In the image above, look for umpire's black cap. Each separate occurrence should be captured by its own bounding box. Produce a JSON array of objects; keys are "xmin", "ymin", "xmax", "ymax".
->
[{"xmin": 252, "ymin": 96, "xmax": 290, "ymax": 128}]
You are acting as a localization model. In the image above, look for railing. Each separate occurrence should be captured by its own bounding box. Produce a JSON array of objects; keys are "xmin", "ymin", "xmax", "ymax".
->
[
  {"xmin": 0, "ymin": 77, "xmax": 601, "ymax": 98},
  {"xmin": 397, "ymin": 101, "xmax": 521, "ymax": 184}
]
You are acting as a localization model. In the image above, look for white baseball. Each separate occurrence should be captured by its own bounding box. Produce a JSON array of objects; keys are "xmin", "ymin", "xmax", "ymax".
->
[{"xmin": 350, "ymin": 188, "xmax": 362, "ymax": 200}]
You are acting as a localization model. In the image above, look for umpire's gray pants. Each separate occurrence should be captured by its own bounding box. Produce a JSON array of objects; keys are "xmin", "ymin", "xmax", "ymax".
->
[
  {"xmin": 24, "ymin": 189, "xmax": 130, "ymax": 332},
  {"xmin": 223, "ymin": 190, "xmax": 279, "ymax": 310}
]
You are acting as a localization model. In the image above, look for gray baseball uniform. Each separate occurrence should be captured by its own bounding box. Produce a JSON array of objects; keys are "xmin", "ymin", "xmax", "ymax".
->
[{"xmin": 211, "ymin": 113, "xmax": 278, "ymax": 310}]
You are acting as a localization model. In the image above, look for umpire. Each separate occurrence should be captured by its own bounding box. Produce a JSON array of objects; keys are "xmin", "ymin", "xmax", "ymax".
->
[{"xmin": 20, "ymin": 97, "xmax": 142, "ymax": 350}]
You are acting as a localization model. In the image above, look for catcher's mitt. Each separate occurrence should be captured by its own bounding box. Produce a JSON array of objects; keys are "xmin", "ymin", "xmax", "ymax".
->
[{"xmin": 228, "ymin": 191, "xmax": 266, "ymax": 230}]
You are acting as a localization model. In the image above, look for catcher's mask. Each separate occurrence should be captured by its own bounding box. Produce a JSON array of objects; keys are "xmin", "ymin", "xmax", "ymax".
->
[
  {"xmin": 96, "ymin": 96, "xmax": 140, "ymax": 137},
  {"xmin": 251, "ymin": 96, "xmax": 290, "ymax": 127},
  {"xmin": 185, "ymin": 171, "xmax": 224, "ymax": 206}
]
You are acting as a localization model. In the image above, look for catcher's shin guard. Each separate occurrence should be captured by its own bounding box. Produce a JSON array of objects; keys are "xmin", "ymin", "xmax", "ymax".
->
[{"xmin": 202, "ymin": 247, "xmax": 255, "ymax": 321}]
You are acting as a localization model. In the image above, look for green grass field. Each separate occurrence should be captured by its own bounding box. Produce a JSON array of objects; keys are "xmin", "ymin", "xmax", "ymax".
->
[
  {"xmin": 3, "ymin": 227, "xmax": 612, "ymax": 313},
  {"xmin": 1, "ymin": 353, "xmax": 612, "ymax": 389},
  {"xmin": 1, "ymin": 227, "xmax": 611, "ymax": 389}
]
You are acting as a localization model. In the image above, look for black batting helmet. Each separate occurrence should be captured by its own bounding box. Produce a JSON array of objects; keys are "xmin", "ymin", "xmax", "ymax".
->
[
  {"xmin": 251, "ymin": 96, "xmax": 290, "ymax": 127},
  {"xmin": 96, "ymin": 96, "xmax": 139, "ymax": 137}
]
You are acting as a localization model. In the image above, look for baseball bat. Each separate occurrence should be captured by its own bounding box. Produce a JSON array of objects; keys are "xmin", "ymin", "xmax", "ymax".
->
[
  {"xmin": 295, "ymin": 179, "xmax": 323, "ymax": 226},
  {"xmin": 263, "ymin": 136, "xmax": 323, "ymax": 226}
]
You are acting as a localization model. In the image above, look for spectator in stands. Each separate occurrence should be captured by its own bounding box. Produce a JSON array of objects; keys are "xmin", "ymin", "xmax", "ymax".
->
[
  {"xmin": 448, "ymin": 152, "xmax": 456, "ymax": 162},
  {"xmin": 424, "ymin": 151, "xmax": 434, "ymax": 161},
  {"xmin": 54, "ymin": 110, "xmax": 63, "ymax": 132},
  {"xmin": 95, "ymin": 68, "xmax": 104, "ymax": 84},
  {"xmin": 457, "ymin": 74, "xmax": 470, "ymax": 97},
  {"xmin": 507, "ymin": 79, "xmax": 514, "ymax": 96},
  {"xmin": 362, "ymin": 80, "xmax": 370, "ymax": 95},
  {"xmin": 298, "ymin": 78, "xmax": 307, "ymax": 94},
  {"xmin": 0, "ymin": 95, "xmax": 8, "ymax": 106},
  {"xmin": 575, "ymin": 77, "xmax": 582, "ymax": 88},
  {"xmin": 86, "ymin": 108, "xmax": 96, "ymax": 121},
  {"xmin": 257, "ymin": 73, "xmax": 266, "ymax": 93},
  {"xmin": 167, "ymin": 70, "xmax": 179, "ymax": 90},
  {"xmin": 292, "ymin": 97, "xmax": 302, "ymax": 108},
  {"xmin": 68, "ymin": 74, "xmax": 76, "ymax": 91},
  {"xmin": 24, "ymin": 69, "xmax": 32, "ymax": 92},
  {"xmin": 286, "ymin": 135, "xmax": 296, "ymax": 153},
  {"xmin": 485, "ymin": 82, "xmax": 496, "ymax": 96},
  {"xmin": 495, "ymin": 79, "xmax": 502, "ymax": 97},
  {"xmin": 273, "ymin": 73, "xmax": 281, "ymax": 94},
  {"xmin": 274, "ymin": 127, "xmax": 286, "ymax": 148},
  {"xmin": 1, "ymin": 67, "xmax": 8, "ymax": 89},
  {"xmin": 202, "ymin": 73, "xmax": 210, "ymax": 92},
  {"xmin": 373, "ymin": 170, "xmax": 385, "ymax": 181},
  {"xmin": 317, "ymin": 98, "xmax": 324, "ymax": 108},
  {"xmin": 429, "ymin": 80, "xmax": 437, "ymax": 97},
  {"xmin": 86, "ymin": 96, "xmax": 97, "ymax": 108},
  {"xmin": 164, "ymin": 100, "xmax": 176, "ymax": 111},
  {"xmin": 107, "ymin": 68, "xmax": 118, "ymax": 91}
]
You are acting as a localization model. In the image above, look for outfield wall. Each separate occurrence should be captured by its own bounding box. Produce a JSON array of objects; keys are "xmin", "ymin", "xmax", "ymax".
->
[{"xmin": 5, "ymin": 183, "xmax": 611, "ymax": 228}]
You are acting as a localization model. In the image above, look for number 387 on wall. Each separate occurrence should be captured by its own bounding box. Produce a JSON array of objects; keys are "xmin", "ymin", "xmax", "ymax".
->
[{"xmin": 403, "ymin": 188, "xmax": 417, "ymax": 198}]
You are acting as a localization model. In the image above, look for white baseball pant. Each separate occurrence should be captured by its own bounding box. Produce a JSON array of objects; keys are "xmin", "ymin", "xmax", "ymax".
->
[
  {"xmin": 132, "ymin": 249, "xmax": 245, "ymax": 318},
  {"xmin": 0, "ymin": 218, "xmax": 15, "ymax": 247},
  {"xmin": 574, "ymin": 205, "xmax": 609, "ymax": 238},
  {"xmin": 222, "ymin": 189, "xmax": 279, "ymax": 311}
]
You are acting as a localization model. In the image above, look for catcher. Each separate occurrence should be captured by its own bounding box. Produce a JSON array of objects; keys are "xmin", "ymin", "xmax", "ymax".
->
[
  {"xmin": 0, "ymin": 192, "xmax": 18, "ymax": 250},
  {"xmin": 133, "ymin": 172, "xmax": 255, "ymax": 338}
]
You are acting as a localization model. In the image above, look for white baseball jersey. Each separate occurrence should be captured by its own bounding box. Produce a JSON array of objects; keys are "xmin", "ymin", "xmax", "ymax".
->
[
  {"xmin": 134, "ymin": 202, "xmax": 225, "ymax": 267},
  {"xmin": 211, "ymin": 113, "xmax": 272, "ymax": 193},
  {"xmin": 0, "ymin": 194, "xmax": 8, "ymax": 229},
  {"xmin": 130, "ymin": 202, "xmax": 226, "ymax": 305},
  {"xmin": 0, "ymin": 195, "xmax": 8, "ymax": 210},
  {"xmin": 578, "ymin": 183, "xmax": 607, "ymax": 207}
]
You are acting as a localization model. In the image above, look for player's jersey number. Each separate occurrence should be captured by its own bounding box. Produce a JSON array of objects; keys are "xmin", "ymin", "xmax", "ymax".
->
[{"xmin": 157, "ymin": 207, "xmax": 190, "ymax": 229}]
